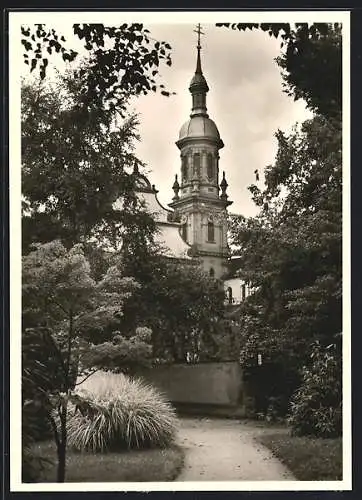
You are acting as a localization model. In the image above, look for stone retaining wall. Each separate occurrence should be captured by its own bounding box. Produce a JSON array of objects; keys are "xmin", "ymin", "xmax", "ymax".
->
[{"xmin": 139, "ymin": 361, "xmax": 243, "ymax": 407}]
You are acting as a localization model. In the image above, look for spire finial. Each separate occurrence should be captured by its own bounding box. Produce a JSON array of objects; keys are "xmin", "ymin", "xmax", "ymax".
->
[
  {"xmin": 194, "ymin": 23, "xmax": 204, "ymax": 49},
  {"xmin": 189, "ymin": 24, "xmax": 208, "ymax": 116},
  {"xmin": 193, "ymin": 23, "xmax": 204, "ymax": 74},
  {"xmin": 220, "ymin": 171, "xmax": 229, "ymax": 200},
  {"xmin": 172, "ymin": 174, "xmax": 180, "ymax": 200}
]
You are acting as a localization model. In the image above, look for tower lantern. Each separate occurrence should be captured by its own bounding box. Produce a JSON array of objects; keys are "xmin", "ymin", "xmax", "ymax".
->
[{"xmin": 169, "ymin": 25, "xmax": 232, "ymax": 279}]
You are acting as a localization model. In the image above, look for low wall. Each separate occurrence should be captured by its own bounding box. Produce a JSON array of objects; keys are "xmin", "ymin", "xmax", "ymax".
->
[{"xmin": 139, "ymin": 362, "xmax": 243, "ymax": 407}]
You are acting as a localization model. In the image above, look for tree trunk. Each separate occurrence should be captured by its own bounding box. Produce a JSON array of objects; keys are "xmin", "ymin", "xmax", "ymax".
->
[
  {"xmin": 56, "ymin": 441, "xmax": 66, "ymax": 483},
  {"xmin": 56, "ymin": 406, "xmax": 67, "ymax": 482}
]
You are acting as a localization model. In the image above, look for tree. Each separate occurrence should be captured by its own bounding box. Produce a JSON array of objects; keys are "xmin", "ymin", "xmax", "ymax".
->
[
  {"xmin": 216, "ymin": 22, "xmax": 342, "ymax": 120},
  {"xmin": 216, "ymin": 22, "xmax": 342, "ymax": 418},
  {"xmin": 117, "ymin": 250, "xmax": 234, "ymax": 364},
  {"xmin": 21, "ymin": 27, "xmax": 168, "ymax": 479},
  {"xmin": 228, "ymin": 113, "xmax": 341, "ymax": 415},
  {"xmin": 22, "ymin": 240, "xmax": 152, "ymax": 482},
  {"xmin": 22, "ymin": 70, "xmax": 156, "ymax": 252},
  {"xmin": 21, "ymin": 23, "xmax": 174, "ymax": 112}
]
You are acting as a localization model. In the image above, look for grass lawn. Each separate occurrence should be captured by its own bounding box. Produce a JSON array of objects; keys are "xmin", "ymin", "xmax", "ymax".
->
[
  {"xmin": 31, "ymin": 441, "xmax": 184, "ymax": 482},
  {"xmin": 257, "ymin": 432, "xmax": 342, "ymax": 481}
]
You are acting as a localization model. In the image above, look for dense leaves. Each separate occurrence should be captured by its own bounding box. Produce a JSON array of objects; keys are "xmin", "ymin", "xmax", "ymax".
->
[
  {"xmin": 118, "ymin": 250, "xmax": 234, "ymax": 364},
  {"xmin": 22, "ymin": 241, "xmax": 153, "ymax": 481},
  {"xmin": 20, "ymin": 23, "xmax": 177, "ymax": 481},
  {"xmin": 288, "ymin": 342, "xmax": 342, "ymax": 437},
  {"xmin": 219, "ymin": 22, "xmax": 342, "ymax": 424},
  {"xmin": 22, "ymin": 329, "xmax": 54, "ymax": 481},
  {"xmin": 216, "ymin": 23, "xmax": 342, "ymax": 120},
  {"xmin": 229, "ymin": 115, "xmax": 341, "ymax": 408},
  {"xmin": 22, "ymin": 73, "xmax": 156, "ymax": 251},
  {"xmin": 21, "ymin": 23, "xmax": 174, "ymax": 111},
  {"xmin": 276, "ymin": 24, "xmax": 341, "ymax": 121}
]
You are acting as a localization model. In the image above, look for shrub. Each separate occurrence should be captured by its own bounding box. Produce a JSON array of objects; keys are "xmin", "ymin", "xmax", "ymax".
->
[
  {"xmin": 22, "ymin": 329, "xmax": 54, "ymax": 481},
  {"xmin": 288, "ymin": 342, "xmax": 342, "ymax": 437},
  {"xmin": 22, "ymin": 400, "xmax": 53, "ymax": 482},
  {"xmin": 265, "ymin": 396, "xmax": 287, "ymax": 422},
  {"xmin": 243, "ymin": 363, "xmax": 300, "ymax": 419},
  {"xmin": 67, "ymin": 372, "xmax": 178, "ymax": 452}
]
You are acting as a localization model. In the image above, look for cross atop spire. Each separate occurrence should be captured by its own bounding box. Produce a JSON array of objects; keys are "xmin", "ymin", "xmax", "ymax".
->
[
  {"xmin": 194, "ymin": 23, "xmax": 204, "ymax": 49},
  {"xmin": 193, "ymin": 24, "xmax": 205, "ymax": 76},
  {"xmin": 189, "ymin": 24, "xmax": 209, "ymax": 116}
]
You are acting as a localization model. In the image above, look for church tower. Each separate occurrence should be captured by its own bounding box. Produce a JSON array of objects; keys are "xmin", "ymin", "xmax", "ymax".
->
[{"xmin": 169, "ymin": 25, "xmax": 232, "ymax": 279}]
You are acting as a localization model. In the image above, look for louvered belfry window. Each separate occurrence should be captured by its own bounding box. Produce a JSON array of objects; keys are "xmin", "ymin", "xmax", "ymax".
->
[
  {"xmin": 207, "ymin": 221, "xmax": 215, "ymax": 242},
  {"xmin": 207, "ymin": 153, "xmax": 214, "ymax": 180},
  {"xmin": 193, "ymin": 153, "xmax": 200, "ymax": 177},
  {"xmin": 182, "ymin": 156, "xmax": 188, "ymax": 182}
]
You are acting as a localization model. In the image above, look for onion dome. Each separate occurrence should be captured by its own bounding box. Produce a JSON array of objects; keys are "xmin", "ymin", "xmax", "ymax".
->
[{"xmin": 178, "ymin": 116, "xmax": 222, "ymax": 143}]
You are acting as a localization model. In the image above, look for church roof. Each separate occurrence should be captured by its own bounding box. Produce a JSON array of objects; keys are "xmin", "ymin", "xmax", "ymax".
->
[
  {"xmin": 112, "ymin": 162, "xmax": 192, "ymax": 260},
  {"xmin": 154, "ymin": 224, "xmax": 191, "ymax": 259},
  {"xmin": 138, "ymin": 191, "xmax": 172, "ymax": 223},
  {"xmin": 135, "ymin": 177, "xmax": 192, "ymax": 260}
]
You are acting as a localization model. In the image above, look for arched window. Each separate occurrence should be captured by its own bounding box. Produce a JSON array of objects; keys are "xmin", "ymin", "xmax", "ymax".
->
[
  {"xmin": 181, "ymin": 156, "xmax": 188, "ymax": 182},
  {"xmin": 207, "ymin": 153, "xmax": 214, "ymax": 180},
  {"xmin": 181, "ymin": 223, "xmax": 187, "ymax": 242},
  {"xmin": 227, "ymin": 286, "xmax": 233, "ymax": 304},
  {"xmin": 193, "ymin": 153, "xmax": 200, "ymax": 177},
  {"xmin": 207, "ymin": 221, "xmax": 215, "ymax": 242},
  {"xmin": 209, "ymin": 267, "xmax": 215, "ymax": 278}
]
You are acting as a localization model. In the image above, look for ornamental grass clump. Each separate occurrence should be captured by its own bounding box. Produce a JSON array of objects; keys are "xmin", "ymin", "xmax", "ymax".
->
[{"xmin": 67, "ymin": 372, "xmax": 178, "ymax": 452}]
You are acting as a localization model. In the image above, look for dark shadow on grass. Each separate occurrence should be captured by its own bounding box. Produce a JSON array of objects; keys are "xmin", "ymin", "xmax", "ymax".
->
[
  {"xmin": 256, "ymin": 432, "xmax": 342, "ymax": 481},
  {"xmin": 29, "ymin": 441, "xmax": 185, "ymax": 482}
]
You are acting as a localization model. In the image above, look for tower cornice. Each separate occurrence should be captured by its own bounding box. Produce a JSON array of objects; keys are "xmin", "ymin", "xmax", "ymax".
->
[
  {"xmin": 176, "ymin": 134, "xmax": 224, "ymax": 150},
  {"xmin": 169, "ymin": 195, "xmax": 233, "ymax": 210}
]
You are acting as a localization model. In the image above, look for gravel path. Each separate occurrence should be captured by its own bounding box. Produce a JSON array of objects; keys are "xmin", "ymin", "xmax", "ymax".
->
[{"xmin": 176, "ymin": 417, "xmax": 295, "ymax": 481}]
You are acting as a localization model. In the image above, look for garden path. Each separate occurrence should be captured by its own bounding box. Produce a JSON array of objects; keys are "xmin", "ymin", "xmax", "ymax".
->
[{"xmin": 175, "ymin": 417, "xmax": 296, "ymax": 481}]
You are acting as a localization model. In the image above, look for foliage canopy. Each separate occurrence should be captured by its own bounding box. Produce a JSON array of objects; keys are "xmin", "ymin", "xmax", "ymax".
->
[
  {"xmin": 221, "ymin": 23, "xmax": 342, "ymax": 423},
  {"xmin": 21, "ymin": 23, "xmax": 174, "ymax": 110},
  {"xmin": 22, "ymin": 241, "xmax": 153, "ymax": 481}
]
